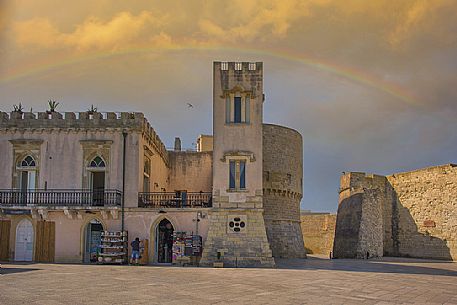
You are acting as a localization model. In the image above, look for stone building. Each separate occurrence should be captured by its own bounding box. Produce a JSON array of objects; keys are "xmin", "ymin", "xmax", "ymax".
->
[
  {"xmin": 333, "ymin": 164, "xmax": 457, "ymax": 261},
  {"xmin": 0, "ymin": 62, "xmax": 306, "ymax": 266}
]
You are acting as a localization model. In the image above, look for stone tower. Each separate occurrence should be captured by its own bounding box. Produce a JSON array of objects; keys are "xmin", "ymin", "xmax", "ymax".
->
[
  {"xmin": 200, "ymin": 62, "xmax": 275, "ymax": 267},
  {"xmin": 262, "ymin": 124, "xmax": 306, "ymax": 258}
]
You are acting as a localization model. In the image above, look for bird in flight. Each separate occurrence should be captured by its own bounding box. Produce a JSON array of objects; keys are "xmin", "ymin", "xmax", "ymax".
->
[{"xmin": 187, "ymin": 103, "xmax": 194, "ymax": 108}]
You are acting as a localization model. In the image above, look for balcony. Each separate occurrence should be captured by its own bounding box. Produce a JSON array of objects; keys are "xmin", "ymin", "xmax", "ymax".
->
[
  {"xmin": 0, "ymin": 189, "xmax": 122, "ymax": 207},
  {"xmin": 138, "ymin": 192, "xmax": 212, "ymax": 208}
]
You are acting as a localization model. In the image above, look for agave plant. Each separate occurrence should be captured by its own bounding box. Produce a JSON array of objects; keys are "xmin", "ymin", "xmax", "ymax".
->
[
  {"xmin": 47, "ymin": 99, "xmax": 59, "ymax": 113},
  {"xmin": 87, "ymin": 104, "xmax": 98, "ymax": 114},
  {"xmin": 13, "ymin": 103, "xmax": 24, "ymax": 113}
]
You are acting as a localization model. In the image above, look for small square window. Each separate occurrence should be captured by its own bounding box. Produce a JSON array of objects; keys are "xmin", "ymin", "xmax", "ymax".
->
[
  {"xmin": 221, "ymin": 62, "xmax": 228, "ymax": 70},
  {"xmin": 234, "ymin": 62, "xmax": 242, "ymax": 70},
  {"xmin": 248, "ymin": 63, "xmax": 256, "ymax": 70}
]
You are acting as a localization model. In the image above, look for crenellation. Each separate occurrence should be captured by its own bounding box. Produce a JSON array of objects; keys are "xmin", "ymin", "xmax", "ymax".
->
[
  {"xmin": 23, "ymin": 112, "xmax": 36, "ymax": 119},
  {"xmin": 64, "ymin": 112, "xmax": 76, "ymax": 120},
  {"xmin": 106, "ymin": 112, "xmax": 117, "ymax": 120},
  {"xmin": 1, "ymin": 111, "xmax": 144, "ymax": 131}
]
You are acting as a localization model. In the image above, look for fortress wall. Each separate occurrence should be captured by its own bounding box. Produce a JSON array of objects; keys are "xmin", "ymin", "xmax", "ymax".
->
[
  {"xmin": 300, "ymin": 213, "xmax": 336, "ymax": 255},
  {"xmin": 387, "ymin": 164, "xmax": 457, "ymax": 260},
  {"xmin": 168, "ymin": 151, "xmax": 213, "ymax": 192},
  {"xmin": 333, "ymin": 173, "xmax": 387, "ymax": 258},
  {"xmin": 262, "ymin": 124, "xmax": 306, "ymax": 258},
  {"xmin": 334, "ymin": 164, "xmax": 457, "ymax": 260}
]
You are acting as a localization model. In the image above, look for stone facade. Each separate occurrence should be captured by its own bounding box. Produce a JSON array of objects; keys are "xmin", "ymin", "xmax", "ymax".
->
[
  {"xmin": 168, "ymin": 151, "xmax": 213, "ymax": 192},
  {"xmin": 333, "ymin": 164, "xmax": 457, "ymax": 261},
  {"xmin": 300, "ymin": 212, "xmax": 336, "ymax": 255},
  {"xmin": 201, "ymin": 62, "xmax": 275, "ymax": 267},
  {"xmin": 0, "ymin": 61, "xmax": 304, "ymax": 266},
  {"xmin": 263, "ymin": 124, "xmax": 306, "ymax": 258}
]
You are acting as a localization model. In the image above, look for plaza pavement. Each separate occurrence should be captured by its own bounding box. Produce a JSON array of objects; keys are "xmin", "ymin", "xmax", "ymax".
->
[{"xmin": 1, "ymin": 255, "xmax": 456, "ymax": 305}]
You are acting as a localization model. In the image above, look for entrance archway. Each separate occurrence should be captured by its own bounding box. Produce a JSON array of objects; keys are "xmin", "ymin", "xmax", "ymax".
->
[
  {"xmin": 15, "ymin": 219, "xmax": 34, "ymax": 261},
  {"xmin": 156, "ymin": 219, "xmax": 174, "ymax": 263},
  {"xmin": 83, "ymin": 219, "xmax": 104, "ymax": 263}
]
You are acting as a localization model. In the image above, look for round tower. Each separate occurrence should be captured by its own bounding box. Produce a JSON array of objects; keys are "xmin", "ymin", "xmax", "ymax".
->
[{"xmin": 262, "ymin": 124, "xmax": 306, "ymax": 258}]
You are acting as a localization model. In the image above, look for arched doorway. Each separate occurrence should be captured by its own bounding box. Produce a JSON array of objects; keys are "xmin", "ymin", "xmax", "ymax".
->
[
  {"xmin": 15, "ymin": 219, "xmax": 34, "ymax": 261},
  {"xmin": 84, "ymin": 219, "xmax": 104, "ymax": 263},
  {"xmin": 156, "ymin": 219, "xmax": 174, "ymax": 263}
]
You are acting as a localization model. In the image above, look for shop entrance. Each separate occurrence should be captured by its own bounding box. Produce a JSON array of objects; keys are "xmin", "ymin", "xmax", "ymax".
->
[
  {"xmin": 84, "ymin": 219, "xmax": 104, "ymax": 263},
  {"xmin": 15, "ymin": 219, "xmax": 34, "ymax": 261},
  {"xmin": 156, "ymin": 219, "xmax": 174, "ymax": 263}
]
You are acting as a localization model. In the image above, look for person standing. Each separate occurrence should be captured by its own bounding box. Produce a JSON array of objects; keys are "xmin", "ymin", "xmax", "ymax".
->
[{"xmin": 131, "ymin": 237, "xmax": 140, "ymax": 265}]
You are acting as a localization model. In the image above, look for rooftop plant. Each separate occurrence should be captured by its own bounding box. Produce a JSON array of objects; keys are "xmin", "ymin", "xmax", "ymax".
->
[
  {"xmin": 12, "ymin": 103, "xmax": 24, "ymax": 113},
  {"xmin": 87, "ymin": 105, "xmax": 98, "ymax": 114},
  {"xmin": 47, "ymin": 99, "xmax": 59, "ymax": 113}
]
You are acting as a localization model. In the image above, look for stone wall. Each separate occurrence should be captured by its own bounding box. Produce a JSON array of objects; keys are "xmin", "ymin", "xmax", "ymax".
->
[
  {"xmin": 200, "ymin": 209, "xmax": 274, "ymax": 267},
  {"xmin": 300, "ymin": 213, "xmax": 336, "ymax": 255},
  {"xmin": 387, "ymin": 164, "xmax": 457, "ymax": 260},
  {"xmin": 333, "ymin": 164, "xmax": 457, "ymax": 261},
  {"xmin": 168, "ymin": 151, "xmax": 212, "ymax": 192},
  {"xmin": 262, "ymin": 124, "xmax": 306, "ymax": 258}
]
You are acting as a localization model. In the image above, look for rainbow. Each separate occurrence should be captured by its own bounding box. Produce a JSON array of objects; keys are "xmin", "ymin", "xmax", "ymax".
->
[{"xmin": 0, "ymin": 44, "xmax": 418, "ymax": 106}]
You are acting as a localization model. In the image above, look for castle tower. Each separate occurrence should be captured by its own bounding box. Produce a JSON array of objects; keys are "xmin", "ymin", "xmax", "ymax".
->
[
  {"xmin": 200, "ymin": 62, "xmax": 275, "ymax": 267},
  {"xmin": 262, "ymin": 124, "xmax": 306, "ymax": 258}
]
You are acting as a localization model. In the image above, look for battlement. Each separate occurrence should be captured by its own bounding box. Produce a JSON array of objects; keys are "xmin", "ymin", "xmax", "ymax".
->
[
  {"xmin": 214, "ymin": 61, "xmax": 263, "ymax": 73},
  {"xmin": 0, "ymin": 110, "xmax": 169, "ymax": 165},
  {"xmin": 0, "ymin": 111, "xmax": 146, "ymax": 129},
  {"xmin": 339, "ymin": 172, "xmax": 387, "ymax": 194}
]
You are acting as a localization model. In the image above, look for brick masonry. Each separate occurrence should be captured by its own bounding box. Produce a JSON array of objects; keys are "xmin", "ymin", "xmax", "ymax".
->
[{"xmin": 333, "ymin": 164, "xmax": 457, "ymax": 260}]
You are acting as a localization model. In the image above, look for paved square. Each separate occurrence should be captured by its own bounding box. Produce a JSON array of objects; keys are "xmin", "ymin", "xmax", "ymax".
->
[{"xmin": 1, "ymin": 256, "xmax": 456, "ymax": 305}]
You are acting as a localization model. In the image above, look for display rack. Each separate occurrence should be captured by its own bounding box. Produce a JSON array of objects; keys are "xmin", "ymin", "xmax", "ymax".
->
[
  {"xmin": 172, "ymin": 232, "xmax": 202, "ymax": 266},
  {"xmin": 98, "ymin": 231, "xmax": 128, "ymax": 264}
]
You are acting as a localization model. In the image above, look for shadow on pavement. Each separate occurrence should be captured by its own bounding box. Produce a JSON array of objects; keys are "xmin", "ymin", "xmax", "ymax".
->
[
  {"xmin": 0, "ymin": 265, "xmax": 40, "ymax": 275},
  {"xmin": 276, "ymin": 257, "xmax": 457, "ymax": 277}
]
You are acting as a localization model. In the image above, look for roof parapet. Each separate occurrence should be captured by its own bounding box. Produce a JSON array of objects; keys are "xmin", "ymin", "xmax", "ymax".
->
[{"xmin": 0, "ymin": 111, "xmax": 145, "ymax": 130}]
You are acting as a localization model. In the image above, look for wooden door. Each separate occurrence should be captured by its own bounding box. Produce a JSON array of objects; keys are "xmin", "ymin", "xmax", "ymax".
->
[
  {"xmin": 35, "ymin": 221, "xmax": 55, "ymax": 263},
  {"xmin": 0, "ymin": 220, "xmax": 11, "ymax": 261}
]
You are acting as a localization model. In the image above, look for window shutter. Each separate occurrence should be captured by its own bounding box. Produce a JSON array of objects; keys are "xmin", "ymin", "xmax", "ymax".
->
[
  {"xmin": 225, "ymin": 96, "xmax": 231, "ymax": 123},
  {"xmin": 239, "ymin": 161, "xmax": 246, "ymax": 189},
  {"xmin": 229, "ymin": 161, "xmax": 236, "ymax": 189},
  {"xmin": 245, "ymin": 96, "xmax": 250, "ymax": 123}
]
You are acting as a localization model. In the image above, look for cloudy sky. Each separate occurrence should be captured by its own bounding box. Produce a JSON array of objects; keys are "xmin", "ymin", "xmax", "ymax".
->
[{"xmin": 1, "ymin": 0, "xmax": 456, "ymax": 212}]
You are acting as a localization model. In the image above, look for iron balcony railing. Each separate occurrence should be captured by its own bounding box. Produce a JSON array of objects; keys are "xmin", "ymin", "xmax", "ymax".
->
[
  {"xmin": 0, "ymin": 189, "xmax": 122, "ymax": 207},
  {"xmin": 138, "ymin": 192, "xmax": 212, "ymax": 208}
]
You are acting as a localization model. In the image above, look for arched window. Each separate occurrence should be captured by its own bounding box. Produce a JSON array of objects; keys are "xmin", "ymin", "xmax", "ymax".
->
[
  {"xmin": 19, "ymin": 155, "xmax": 36, "ymax": 167},
  {"xmin": 89, "ymin": 156, "xmax": 105, "ymax": 168}
]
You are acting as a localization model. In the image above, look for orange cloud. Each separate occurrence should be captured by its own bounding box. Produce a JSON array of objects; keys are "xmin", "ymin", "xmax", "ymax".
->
[
  {"xmin": 14, "ymin": 11, "xmax": 167, "ymax": 51},
  {"xmin": 198, "ymin": 0, "xmax": 324, "ymax": 42},
  {"xmin": 388, "ymin": 0, "xmax": 453, "ymax": 48}
]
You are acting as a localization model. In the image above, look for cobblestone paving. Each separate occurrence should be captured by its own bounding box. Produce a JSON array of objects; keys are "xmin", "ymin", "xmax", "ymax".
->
[{"xmin": 1, "ymin": 256, "xmax": 456, "ymax": 305}]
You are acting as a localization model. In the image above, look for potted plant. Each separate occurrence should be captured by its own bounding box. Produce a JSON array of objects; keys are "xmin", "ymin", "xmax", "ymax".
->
[
  {"xmin": 87, "ymin": 104, "xmax": 98, "ymax": 115},
  {"xmin": 47, "ymin": 99, "xmax": 59, "ymax": 113},
  {"xmin": 12, "ymin": 103, "xmax": 24, "ymax": 114}
]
